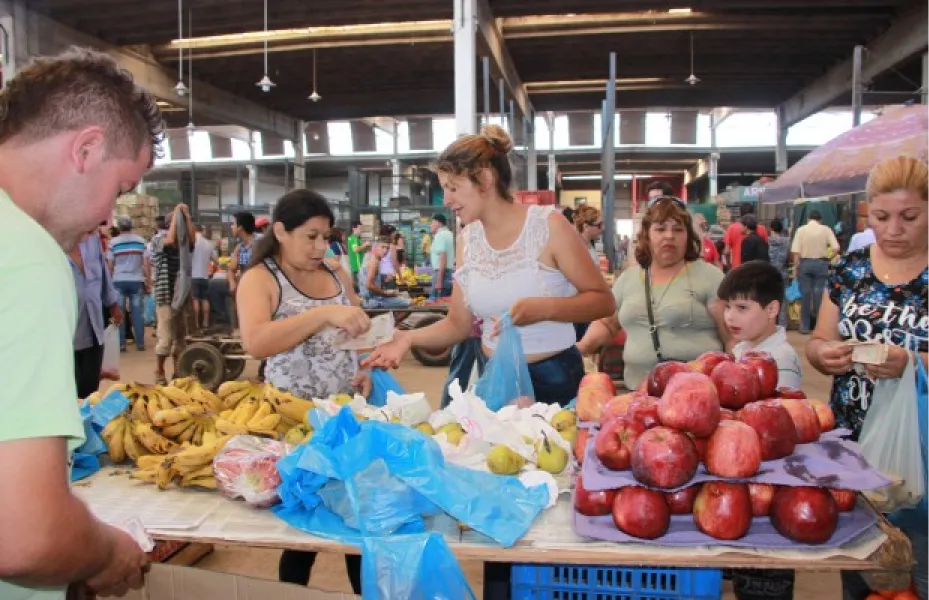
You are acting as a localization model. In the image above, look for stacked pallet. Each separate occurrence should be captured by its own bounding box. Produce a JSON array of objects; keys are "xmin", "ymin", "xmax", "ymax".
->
[{"xmin": 113, "ymin": 193, "xmax": 160, "ymax": 238}]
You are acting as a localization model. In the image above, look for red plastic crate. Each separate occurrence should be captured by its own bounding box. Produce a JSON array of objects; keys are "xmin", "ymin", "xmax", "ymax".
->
[{"xmin": 514, "ymin": 190, "xmax": 556, "ymax": 205}]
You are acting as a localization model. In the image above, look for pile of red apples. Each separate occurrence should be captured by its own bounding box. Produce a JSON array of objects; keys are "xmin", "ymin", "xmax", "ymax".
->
[{"xmin": 575, "ymin": 351, "xmax": 855, "ymax": 545}]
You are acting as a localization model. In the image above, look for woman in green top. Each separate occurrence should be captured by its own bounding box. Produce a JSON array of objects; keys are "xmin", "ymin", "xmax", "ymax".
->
[{"xmin": 578, "ymin": 197, "xmax": 731, "ymax": 389}]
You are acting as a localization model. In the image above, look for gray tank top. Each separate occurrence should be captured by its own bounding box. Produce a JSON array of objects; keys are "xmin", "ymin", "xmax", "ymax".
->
[{"xmin": 263, "ymin": 258, "xmax": 358, "ymax": 400}]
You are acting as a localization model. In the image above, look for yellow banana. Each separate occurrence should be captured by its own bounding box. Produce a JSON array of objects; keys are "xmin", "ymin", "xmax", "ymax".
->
[
  {"xmin": 265, "ymin": 390, "xmax": 315, "ymax": 424},
  {"xmin": 172, "ymin": 443, "xmax": 222, "ymax": 468},
  {"xmin": 153, "ymin": 407, "xmax": 192, "ymax": 427},
  {"xmin": 130, "ymin": 398, "xmax": 151, "ymax": 424},
  {"xmin": 104, "ymin": 418, "xmax": 128, "ymax": 463},
  {"xmin": 190, "ymin": 422, "xmax": 204, "ymax": 446},
  {"xmin": 109, "ymin": 382, "xmax": 130, "ymax": 394},
  {"xmin": 175, "ymin": 420, "xmax": 198, "ymax": 443},
  {"xmin": 131, "ymin": 468, "xmax": 158, "ymax": 483},
  {"xmin": 216, "ymin": 418, "xmax": 248, "ymax": 436},
  {"xmin": 123, "ymin": 424, "xmax": 142, "ymax": 461},
  {"xmin": 177, "ymin": 463, "xmax": 213, "ymax": 480},
  {"xmin": 145, "ymin": 396, "xmax": 163, "ymax": 423},
  {"xmin": 158, "ymin": 385, "xmax": 191, "ymax": 406},
  {"xmin": 200, "ymin": 430, "xmax": 218, "ymax": 447},
  {"xmin": 171, "ymin": 376, "xmax": 197, "ymax": 392},
  {"xmin": 250, "ymin": 413, "xmax": 281, "ymax": 432},
  {"xmin": 184, "ymin": 475, "xmax": 217, "ymax": 490},
  {"xmin": 217, "ymin": 379, "xmax": 250, "ymax": 397},
  {"xmin": 133, "ymin": 422, "xmax": 178, "ymax": 455},
  {"xmin": 191, "ymin": 388, "xmax": 222, "ymax": 412},
  {"xmin": 247, "ymin": 401, "xmax": 272, "ymax": 427},
  {"xmin": 136, "ymin": 454, "xmax": 163, "ymax": 470},
  {"xmin": 235, "ymin": 400, "xmax": 259, "ymax": 426},
  {"xmin": 201, "ymin": 418, "xmax": 217, "ymax": 437},
  {"xmin": 155, "ymin": 457, "xmax": 176, "ymax": 490}
]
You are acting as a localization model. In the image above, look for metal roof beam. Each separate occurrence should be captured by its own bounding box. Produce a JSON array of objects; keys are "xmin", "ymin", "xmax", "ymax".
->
[
  {"xmin": 474, "ymin": 0, "xmax": 532, "ymax": 119},
  {"xmin": 779, "ymin": 3, "xmax": 928, "ymax": 127}
]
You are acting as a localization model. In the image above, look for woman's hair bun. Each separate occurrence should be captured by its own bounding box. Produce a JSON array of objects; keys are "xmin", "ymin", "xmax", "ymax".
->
[{"xmin": 480, "ymin": 124, "xmax": 513, "ymax": 154}]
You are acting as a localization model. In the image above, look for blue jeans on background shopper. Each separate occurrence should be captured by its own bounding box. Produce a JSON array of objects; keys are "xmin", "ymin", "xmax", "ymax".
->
[
  {"xmin": 440, "ymin": 337, "xmax": 487, "ymax": 408},
  {"xmin": 797, "ymin": 258, "xmax": 829, "ymax": 332},
  {"xmin": 114, "ymin": 280, "xmax": 145, "ymax": 350}
]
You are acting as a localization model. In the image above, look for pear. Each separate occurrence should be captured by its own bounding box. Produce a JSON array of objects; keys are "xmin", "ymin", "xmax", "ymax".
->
[
  {"xmin": 436, "ymin": 423, "xmax": 465, "ymax": 446},
  {"xmin": 536, "ymin": 434, "xmax": 569, "ymax": 474},
  {"xmin": 414, "ymin": 422, "xmax": 435, "ymax": 436},
  {"xmin": 486, "ymin": 445, "xmax": 526, "ymax": 475},
  {"xmin": 333, "ymin": 393, "xmax": 353, "ymax": 406},
  {"xmin": 551, "ymin": 409, "xmax": 577, "ymax": 432},
  {"xmin": 558, "ymin": 425, "xmax": 578, "ymax": 446}
]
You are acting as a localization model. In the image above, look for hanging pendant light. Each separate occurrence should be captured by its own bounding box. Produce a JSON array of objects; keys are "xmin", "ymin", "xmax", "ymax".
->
[
  {"xmin": 685, "ymin": 32, "xmax": 701, "ymax": 86},
  {"xmin": 256, "ymin": 0, "xmax": 275, "ymax": 91},
  {"xmin": 174, "ymin": 0, "xmax": 188, "ymax": 96},
  {"xmin": 308, "ymin": 49, "xmax": 321, "ymax": 102}
]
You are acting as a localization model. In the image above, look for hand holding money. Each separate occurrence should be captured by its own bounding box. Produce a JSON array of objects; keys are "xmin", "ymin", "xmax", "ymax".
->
[{"xmin": 864, "ymin": 344, "xmax": 911, "ymax": 380}]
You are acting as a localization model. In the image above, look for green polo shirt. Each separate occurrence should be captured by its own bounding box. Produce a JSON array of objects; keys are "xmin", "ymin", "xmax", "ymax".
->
[
  {"xmin": 0, "ymin": 189, "xmax": 85, "ymax": 600},
  {"xmin": 347, "ymin": 233, "xmax": 366, "ymax": 274}
]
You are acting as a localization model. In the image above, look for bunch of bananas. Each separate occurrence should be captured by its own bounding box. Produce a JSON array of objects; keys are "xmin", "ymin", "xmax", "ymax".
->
[
  {"xmin": 214, "ymin": 381, "xmax": 317, "ymax": 443},
  {"xmin": 101, "ymin": 415, "xmax": 181, "ymax": 463},
  {"xmin": 131, "ymin": 433, "xmax": 230, "ymax": 490},
  {"xmin": 395, "ymin": 267, "xmax": 419, "ymax": 287}
]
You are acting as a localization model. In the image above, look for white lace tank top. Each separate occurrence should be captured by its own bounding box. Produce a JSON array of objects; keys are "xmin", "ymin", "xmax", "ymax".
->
[
  {"xmin": 455, "ymin": 205, "xmax": 577, "ymax": 354},
  {"xmin": 263, "ymin": 258, "xmax": 358, "ymax": 400}
]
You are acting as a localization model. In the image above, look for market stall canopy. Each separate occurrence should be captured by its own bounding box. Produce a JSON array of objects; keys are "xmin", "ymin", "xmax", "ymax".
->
[{"xmin": 761, "ymin": 105, "xmax": 928, "ymax": 204}]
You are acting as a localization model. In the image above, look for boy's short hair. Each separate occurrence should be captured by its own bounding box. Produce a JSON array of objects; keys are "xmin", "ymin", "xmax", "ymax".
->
[
  {"xmin": 717, "ymin": 261, "xmax": 784, "ymax": 307},
  {"xmin": 742, "ymin": 214, "xmax": 758, "ymax": 231}
]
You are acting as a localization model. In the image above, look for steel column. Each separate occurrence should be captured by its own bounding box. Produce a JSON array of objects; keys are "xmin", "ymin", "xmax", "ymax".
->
[
  {"xmin": 453, "ymin": 0, "xmax": 478, "ymax": 136},
  {"xmin": 601, "ymin": 52, "xmax": 617, "ymax": 272},
  {"xmin": 851, "ymin": 45, "xmax": 863, "ymax": 127},
  {"xmin": 526, "ymin": 113, "xmax": 537, "ymax": 190},
  {"xmin": 775, "ymin": 107, "xmax": 788, "ymax": 174}
]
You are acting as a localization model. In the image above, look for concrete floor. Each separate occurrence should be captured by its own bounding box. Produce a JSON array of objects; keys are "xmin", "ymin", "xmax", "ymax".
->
[{"xmin": 109, "ymin": 330, "xmax": 842, "ymax": 598}]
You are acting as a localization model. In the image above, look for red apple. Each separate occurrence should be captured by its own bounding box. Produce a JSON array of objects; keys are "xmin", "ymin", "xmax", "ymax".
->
[
  {"xmin": 687, "ymin": 433, "xmax": 709, "ymax": 462},
  {"xmin": 581, "ymin": 372, "xmax": 615, "ymax": 393},
  {"xmin": 611, "ymin": 486, "xmax": 671, "ymax": 540},
  {"xmin": 738, "ymin": 402, "xmax": 798, "ymax": 461},
  {"xmin": 705, "ymin": 420, "xmax": 763, "ymax": 478},
  {"xmin": 574, "ymin": 475, "xmax": 617, "ymax": 516},
  {"xmin": 829, "ymin": 488, "xmax": 857, "ymax": 512},
  {"xmin": 711, "ymin": 362, "xmax": 760, "ymax": 409},
  {"xmin": 748, "ymin": 483, "xmax": 776, "ymax": 517},
  {"xmin": 739, "ymin": 351, "xmax": 779, "ymax": 399},
  {"xmin": 647, "ymin": 361, "xmax": 692, "ymax": 397},
  {"xmin": 776, "ymin": 387, "xmax": 807, "ymax": 399},
  {"xmin": 599, "ymin": 393, "xmax": 639, "ymax": 426},
  {"xmin": 693, "ymin": 482, "xmax": 752, "ymax": 540},
  {"xmin": 719, "ymin": 408, "xmax": 738, "ymax": 421},
  {"xmin": 658, "ymin": 372, "xmax": 720, "ymax": 437},
  {"xmin": 595, "ymin": 416, "xmax": 647, "ymax": 471},
  {"xmin": 627, "ymin": 397, "xmax": 661, "ymax": 429},
  {"xmin": 666, "ymin": 484, "xmax": 703, "ymax": 515},
  {"xmin": 631, "ymin": 426, "xmax": 699, "ymax": 489},
  {"xmin": 575, "ymin": 428, "xmax": 591, "ymax": 465},
  {"xmin": 770, "ymin": 487, "xmax": 839, "ymax": 544},
  {"xmin": 808, "ymin": 399, "xmax": 836, "ymax": 432},
  {"xmin": 688, "ymin": 351, "xmax": 733, "ymax": 377},
  {"xmin": 776, "ymin": 399, "xmax": 822, "ymax": 444}
]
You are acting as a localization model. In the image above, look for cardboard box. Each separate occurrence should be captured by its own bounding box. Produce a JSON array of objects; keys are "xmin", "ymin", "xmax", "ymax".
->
[{"xmin": 103, "ymin": 563, "xmax": 360, "ymax": 600}]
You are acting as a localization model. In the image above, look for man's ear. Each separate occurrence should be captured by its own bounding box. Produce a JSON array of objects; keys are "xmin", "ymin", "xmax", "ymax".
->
[{"xmin": 70, "ymin": 126, "xmax": 107, "ymax": 174}]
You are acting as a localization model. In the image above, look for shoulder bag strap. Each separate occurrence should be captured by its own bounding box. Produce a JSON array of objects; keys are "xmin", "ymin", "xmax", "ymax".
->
[{"xmin": 644, "ymin": 268, "xmax": 665, "ymax": 362}]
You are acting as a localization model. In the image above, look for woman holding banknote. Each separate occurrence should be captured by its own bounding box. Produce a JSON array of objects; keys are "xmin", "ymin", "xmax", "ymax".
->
[{"xmin": 806, "ymin": 156, "xmax": 927, "ymax": 600}]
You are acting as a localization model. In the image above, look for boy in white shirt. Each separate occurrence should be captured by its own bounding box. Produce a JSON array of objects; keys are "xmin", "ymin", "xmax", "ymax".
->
[{"xmin": 717, "ymin": 261, "xmax": 802, "ymax": 389}]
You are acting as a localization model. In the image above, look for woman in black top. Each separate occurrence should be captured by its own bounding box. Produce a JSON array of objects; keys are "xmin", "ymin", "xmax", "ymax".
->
[{"xmin": 740, "ymin": 214, "xmax": 769, "ymax": 263}]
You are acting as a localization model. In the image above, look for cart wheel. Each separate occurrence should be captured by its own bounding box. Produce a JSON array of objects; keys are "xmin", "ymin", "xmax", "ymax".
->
[
  {"xmin": 224, "ymin": 359, "xmax": 246, "ymax": 381},
  {"xmin": 410, "ymin": 314, "xmax": 451, "ymax": 367},
  {"xmin": 176, "ymin": 342, "xmax": 226, "ymax": 390}
]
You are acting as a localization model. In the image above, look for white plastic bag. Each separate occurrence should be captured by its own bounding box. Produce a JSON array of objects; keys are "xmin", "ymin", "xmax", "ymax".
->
[
  {"xmin": 100, "ymin": 325, "xmax": 120, "ymax": 381},
  {"xmin": 859, "ymin": 354, "xmax": 925, "ymax": 512}
]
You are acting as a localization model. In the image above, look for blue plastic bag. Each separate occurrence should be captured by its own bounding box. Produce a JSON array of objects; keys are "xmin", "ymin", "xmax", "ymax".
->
[
  {"xmin": 144, "ymin": 293, "xmax": 156, "ymax": 326},
  {"xmin": 77, "ymin": 402, "xmax": 107, "ymax": 457},
  {"xmin": 473, "ymin": 313, "xmax": 535, "ymax": 411},
  {"xmin": 90, "ymin": 390, "xmax": 130, "ymax": 430},
  {"xmin": 368, "ymin": 369, "xmax": 405, "ymax": 408},
  {"xmin": 71, "ymin": 452, "xmax": 101, "ymax": 482},
  {"xmin": 785, "ymin": 280, "xmax": 801, "ymax": 302},
  {"xmin": 362, "ymin": 533, "xmax": 476, "ymax": 600}
]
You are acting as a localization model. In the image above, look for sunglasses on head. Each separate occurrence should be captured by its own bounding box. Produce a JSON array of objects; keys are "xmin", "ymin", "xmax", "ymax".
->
[
  {"xmin": 587, "ymin": 220, "xmax": 603, "ymax": 228},
  {"xmin": 647, "ymin": 195, "xmax": 687, "ymax": 209}
]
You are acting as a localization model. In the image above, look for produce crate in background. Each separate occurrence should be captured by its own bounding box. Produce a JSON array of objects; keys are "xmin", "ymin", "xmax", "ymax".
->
[
  {"xmin": 511, "ymin": 564, "xmax": 722, "ymax": 600},
  {"xmin": 113, "ymin": 193, "xmax": 159, "ymax": 239},
  {"xmin": 514, "ymin": 190, "xmax": 557, "ymax": 206}
]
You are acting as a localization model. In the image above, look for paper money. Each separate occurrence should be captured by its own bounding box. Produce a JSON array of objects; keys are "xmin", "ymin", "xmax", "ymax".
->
[
  {"xmin": 851, "ymin": 342, "xmax": 889, "ymax": 365},
  {"xmin": 332, "ymin": 312, "xmax": 395, "ymax": 350}
]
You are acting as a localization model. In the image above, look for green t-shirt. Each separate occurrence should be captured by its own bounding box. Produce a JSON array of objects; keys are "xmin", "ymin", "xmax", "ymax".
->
[
  {"xmin": 347, "ymin": 233, "xmax": 366, "ymax": 273},
  {"xmin": 613, "ymin": 261, "xmax": 725, "ymax": 390},
  {"xmin": 0, "ymin": 189, "xmax": 85, "ymax": 600},
  {"xmin": 430, "ymin": 228, "xmax": 455, "ymax": 271}
]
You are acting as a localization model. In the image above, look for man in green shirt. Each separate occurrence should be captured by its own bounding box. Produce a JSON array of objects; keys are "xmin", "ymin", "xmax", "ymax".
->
[
  {"xmin": 346, "ymin": 221, "xmax": 370, "ymax": 290},
  {"xmin": 429, "ymin": 214, "xmax": 455, "ymax": 299},
  {"xmin": 0, "ymin": 48, "xmax": 164, "ymax": 600}
]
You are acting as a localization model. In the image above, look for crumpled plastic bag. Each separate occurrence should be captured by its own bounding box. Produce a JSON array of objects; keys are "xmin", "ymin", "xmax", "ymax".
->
[
  {"xmin": 860, "ymin": 355, "xmax": 926, "ymax": 512},
  {"xmin": 213, "ymin": 435, "xmax": 291, "ymax": 508},
  {"xmin": 473, "ymin": 312, "xmax": 535, "ymax": 411},
  {"xmin": 368, "ymin": 368, "xmax": 406, "ymax": 407},
  {"xmin": 71, "ymin": 452, "xmax": 101, "ymax": 482},
  {"xmin": 273, "ymin": 407, "xmax": 550, "ymax": 549},
  {"xmin": 362, "ymin": 533, "xmax": 476, "ymax": 600}
]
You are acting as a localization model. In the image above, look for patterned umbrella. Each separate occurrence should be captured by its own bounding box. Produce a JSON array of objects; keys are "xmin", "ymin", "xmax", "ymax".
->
[{"xmin": 762, "ymin": 105, "xmax": 928, "ymax": 203}]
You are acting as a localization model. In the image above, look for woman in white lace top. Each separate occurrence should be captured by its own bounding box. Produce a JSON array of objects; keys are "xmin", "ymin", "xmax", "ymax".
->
[{"xmin": 364, "ymin": 125, "xmax": 614, "ymax": 406}]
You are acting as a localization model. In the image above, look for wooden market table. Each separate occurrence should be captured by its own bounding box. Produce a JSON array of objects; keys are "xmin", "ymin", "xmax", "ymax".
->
[{"xmin": 74, "ymin": 469, "xmax": 914, "ymax": 588}]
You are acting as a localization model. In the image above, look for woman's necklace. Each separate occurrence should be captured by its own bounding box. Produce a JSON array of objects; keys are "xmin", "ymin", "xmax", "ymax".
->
[
  {"xmin": 872, "ymin": 248, "xmax": 927, "ymax": 283},
  {"xmin": 648, "ymin": 262, "xmax": 687, "ymax": 308}
]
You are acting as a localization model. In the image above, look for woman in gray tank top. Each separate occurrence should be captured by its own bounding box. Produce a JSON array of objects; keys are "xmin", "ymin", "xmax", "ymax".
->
[{"xmin": 234, "ymin": 189, "xmax": 372, "ymax": 592}]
